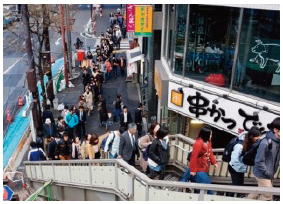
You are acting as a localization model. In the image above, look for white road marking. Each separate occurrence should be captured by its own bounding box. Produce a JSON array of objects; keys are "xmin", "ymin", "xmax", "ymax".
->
[
  {"xmin": 3, "ymin": 53, "xmax": 27, "ymax": 75},
  {"xmin": 3, "ymin": 39, "xmax": 17, "ymax": 49},
  {"xmin": 55, "ymin": 37, "xmax": 62, "ymax": 45}
]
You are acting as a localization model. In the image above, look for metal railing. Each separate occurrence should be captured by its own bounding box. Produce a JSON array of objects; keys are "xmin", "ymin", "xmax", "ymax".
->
[{"xmin": 24, "ymin": 160, "xmax": 280, "ymax": 201}]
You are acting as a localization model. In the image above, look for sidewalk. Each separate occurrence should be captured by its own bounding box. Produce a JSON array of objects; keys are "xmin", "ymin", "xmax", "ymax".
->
[{"xmin": 53, "ymin": 52, "xmax": 140, "ymax": 136}]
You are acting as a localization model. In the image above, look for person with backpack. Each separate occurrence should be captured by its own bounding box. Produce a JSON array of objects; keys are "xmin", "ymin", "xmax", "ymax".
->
[
  {"xmin": 248, "ymin": 117, "xmax": 280, "ymax": 201},
  {"xmin": 113, "ymin": 94, "xmax": 122, "ymax": 123},
  {"xmin": 104, "ymin": 127, "xmax": 124, "ymax": 159},
  {"xmin": 226, "ymin": 126, "xmax": 261, "ymax": 197},
  {"xmin": 180, "ymin": 125, "xmax": 217, "ymax": 195},
  {"xmin": 147, "ymin": 127, "xmax": 170, "ymax": 180},
  {"xmin": 28, "ymin": 142, "xmax": 46, "ymax": 161},
  {"xmin": 138, "ymin": 123, "xmax": 160, "ymax": 173}
]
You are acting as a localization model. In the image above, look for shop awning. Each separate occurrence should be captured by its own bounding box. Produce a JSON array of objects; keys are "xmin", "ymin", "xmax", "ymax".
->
[{"xmin": 126, "ymin": 47, "xmax": 144, "ymax": 64}]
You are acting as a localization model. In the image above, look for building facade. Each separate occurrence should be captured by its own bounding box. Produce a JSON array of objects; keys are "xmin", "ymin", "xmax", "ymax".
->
[{"xmin": 155, "ymin": 4, "xmax": 280, "ymax": 147}]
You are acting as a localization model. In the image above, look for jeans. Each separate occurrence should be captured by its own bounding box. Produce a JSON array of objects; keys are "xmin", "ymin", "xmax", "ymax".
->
[
  {"xmin": 101, "ymin": 72, "xmax": 106, "ymax": 81},
  {"xmin": 106, "ymin": 72, "xmax": 111, "ymax": 80},
  {"xmin": 227, "ymin": 164, "xmax": 245, "ymax": 197},
  {"xmin": 109, "ymin": 152, "xmax": 118, "ymax": 159},
  {"xmin": 114, "ymin": 108, "xmax": 121, "ymax": 122},
  {"xmin": 180, "ymin": 168, "xmax": 214, "ymax": 195},
  {"xmin": 113, "ymin": 66, "xmax": 118, "ymax": 77}
]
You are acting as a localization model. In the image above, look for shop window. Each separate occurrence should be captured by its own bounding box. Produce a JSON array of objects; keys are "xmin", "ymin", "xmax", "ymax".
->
[
  {"xmin": 233, "ymin": 9, "xmax": 280, "ymax": 103},
  {"xmin": 172, "ymin": 4, "xmax": 188, "ymax": 75},
  {"xmin": 184, "ymin": 5, "xmax": 240, "ymax": 88}
]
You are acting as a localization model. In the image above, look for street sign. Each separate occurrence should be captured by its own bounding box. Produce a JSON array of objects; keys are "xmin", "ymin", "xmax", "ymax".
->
[
  {"xmin": 135, "ymin": 5, "xmax": 153, "ymax": 37},
  {"xmin": 3, "ymin": 185, "xmax": 14, "ymax": 201}
]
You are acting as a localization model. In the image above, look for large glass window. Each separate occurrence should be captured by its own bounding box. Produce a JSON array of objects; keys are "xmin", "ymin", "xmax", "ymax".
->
[
  {"xmin": 167, "ymin": 5, "xmax": 174, "ymax": 64},
  {"xmin": 184, "ymin": 5, "xmax": 240, "ymax": 88},
  {"xmin": 233, "ymin": 9, "xmax": 280, "ymax": 103},
  {"xmin": 172, "ymin": 4, "xmax": 188, "ymax": 75}
]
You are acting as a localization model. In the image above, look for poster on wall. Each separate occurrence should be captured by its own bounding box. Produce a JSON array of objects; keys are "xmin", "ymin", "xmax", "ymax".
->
[
  {"xmin": 135, "ymin": 5, "xmax": 153, "ymax": 37},
  {"xmin": 168, "ymin": 81, "xmax": 279, "ymax": 135},
  {"xmin": 127, "ymin": 62, "xmax": 137, "ymax": 77},
  {"xmin": 126, "ymin": 4, "xmax": 135, "ymax": 32}
]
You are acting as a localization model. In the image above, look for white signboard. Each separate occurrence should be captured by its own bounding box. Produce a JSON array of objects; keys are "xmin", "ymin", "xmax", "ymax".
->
[
  {"xmin": 168, "ymin": 81, "xmax": 279, "ymax": 135},
  {"xmin": 127, "ymin": 62, "xmax": 137, "ymax": 77}
]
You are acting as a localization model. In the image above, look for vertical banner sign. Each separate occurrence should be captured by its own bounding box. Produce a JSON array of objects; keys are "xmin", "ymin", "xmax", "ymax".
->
[
  {"xmin": 135, "ymin": 5, "xmax": 153, "ymax": 37},
  {"xmin": 126, "ymin": 4, "xmax": 135, "ymax": 32}
]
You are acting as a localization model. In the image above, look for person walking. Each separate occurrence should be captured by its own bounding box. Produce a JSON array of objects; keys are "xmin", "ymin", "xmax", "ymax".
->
[
  {"xmin": 42, "ymin": 105, "xmax": 55, "ymax": 124},
  {"xmin": 147, "ymin": 127, "xmax": 170, "ymax": 180},
  {"xmin": 86, "ymin": 51, "xmax": 93, "ymax": 67},
  {"xmin": 82, "ymin": 69, "xmax": 91, "ymax": 92},
  {"xmin": 28, "ymin": 142, "xmax": 46, "ymax": 161},
  {"xmin": 118, "ymin": 123, "xmax": 140, "ymax": 166},
  {"xmin": 43, "ymin": 118, "xmax": 58, "ymax": 154},
  {"xmin": 99, "ymin": 100, "xmax": 109, "ymax": 130},
  {"xmin": 113, "ymin": 94, "xmax": 122, "ymax": 123},
  {"xmin": 106, "ymin": 59, "xmax": 112, "ymax": 80},
  {"xmin": 65, "ymin": 109, "xmax": 79, "ymax": 139},
  {"xmin": 139, "ymin": 123, "xmax": 160, "ymax": 173},
  {"xmin": 100, "ymin": 60, "xmax": 107, "ymax": 82},
  {"xmin": 112, "ymin": 55, "xmax": 119, "ymax": 78},
  {"xmin": 119, "ymin": 55, "xmax": 126, "ymax": 76},
  {"xmin": 71, "ymin": 136, "xmax": 82, "ymax": 159},
  {"xmin": 135, "ymin": 103, "xmax": 143, "ymax": 137},
  {"xmin": 180, "ymin": 125, "xmax": 217, "ymax": 195},
  {"xmin": 120, "ymin": 106, "xmax": 132, "ymax": 131},
  {"xmin": 104, "ymin": 127, "xmax": 124, "ymax": 159},
  {"xmin": 89, "ymin": 134, "xmax": 101, "ymax": 159},
  {"xmin": 61, "ymin": 105, "xmax": 69, "ymax": 121},
  {"xmin": 48, "ymin": 135, "xmax": 60, "ymax": 160},
  {"xmin": 83, "ymin": 88, "xmax": 93, "ymax": 117},
  {"xmin": 56, "ymin": 132, "xmax": 72, "ymax": 160},
  {"xmin": 76, "ymin": 106, "xmax": 87, "ymax": 139},
  {"xmin": 81, "ymin": 134, "xmax": 91, "ymax": 159},
  {"xmin": 227, "ymin": 126, "xmax": 261, "ymax": 197},
  {"xmin": 248, "ymin": 117, "xmax": 280, "ymax": 201}
]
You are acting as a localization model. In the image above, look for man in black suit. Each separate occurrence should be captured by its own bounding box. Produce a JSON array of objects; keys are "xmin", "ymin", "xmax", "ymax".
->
[
  {"xmin": 120, "ymin": 106, "xmax": 132, "ymax": 131},
  {"xmin": 43, "ymin": 118, "xmax": 58, "ymax": 155},
  {"xmin": 135, "ymin": 103, "xmax": 143, "ymax": 137},
  {"xmin": 42, "ymin": 105, "xmax": 55, "ymax": 124},
  {"xmin": 48, "ymin": 134, "xmax": 60, "ymax": 160},
  {"xmin": 118, "ymin": 123, "xmax": 140, "ymax": 166},
  {"xmin": 82, "ymin": 69, "xmax": 91, "ymax": 92},
  {"xmin": 76, "ymin": 106, "xmax": 87, "ymax": 139}
]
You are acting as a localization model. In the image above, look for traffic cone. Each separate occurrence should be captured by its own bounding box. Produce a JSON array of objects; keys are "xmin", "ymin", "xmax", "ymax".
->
[
  {"xmin": 6, "ymin": 108, "xmax": 12, "ymax": 123},
  {"xmin": 18, "ymin": 95, "xmax": 24, "ymax": 106}
]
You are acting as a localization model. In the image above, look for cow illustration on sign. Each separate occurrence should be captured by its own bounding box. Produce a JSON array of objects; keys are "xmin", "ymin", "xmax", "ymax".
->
[{"xmin": 249, "ymin": 39, "xmax": 280, "ymax": 73}]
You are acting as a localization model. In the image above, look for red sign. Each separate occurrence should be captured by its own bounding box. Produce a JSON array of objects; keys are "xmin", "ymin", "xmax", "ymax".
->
[{"xmin": 126, "ymin": 4, "xmax": 135, "ymax": 32}]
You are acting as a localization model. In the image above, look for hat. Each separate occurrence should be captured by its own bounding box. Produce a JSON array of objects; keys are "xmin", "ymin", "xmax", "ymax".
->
[{"xmin": 45, "ymin": 118, "xmax": 51, "ymax": 124}]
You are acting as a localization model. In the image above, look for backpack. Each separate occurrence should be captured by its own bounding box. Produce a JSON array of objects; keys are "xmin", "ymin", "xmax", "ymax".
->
[
  {"xmin": 100, "ymin": 132, "xmax": 116, "ymax": 152},
  {"xmin": 222, "ymin": 137, "xmax": 243, "ymax": 162},
  {"xmin": 243, "ymin": 138, "xmax": 272, "ymax": 166}
]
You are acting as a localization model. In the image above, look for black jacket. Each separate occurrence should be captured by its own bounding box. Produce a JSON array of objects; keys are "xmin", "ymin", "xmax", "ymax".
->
[
  {"xmin": 135, "ymin": 109, "xmax": 142, "ymax": 124},
  {"xmin": 55, "ymin": 139, "xmax": 72, "ymax": 156},
  {"xmin": 99, "ymin": 108, "xmax": 109, "ymax": 122},
  {"xmin": 43, "ymin": 123, "xmax": 58, "ymax": 138},
  {"xmin": 120, "ymin": 112, "xmax": 132, "ymax": 126},
  {"xmin": 48, "ymin": 139, "xmax": 58, "ymax": 160},
  {"xmin": 76, "ymin": 110, "xmax": 87, "ymax": 122},
  {"xmin": 148, "ymin": 138, "xmax": 170, "ymax": 165},
  {"xmin": 43, "ymin": 110, "xmax": 55, "ymax": 124},
  {"xmin": 82, "ymin": 73, "xmax": 91, "ymax": 86}
]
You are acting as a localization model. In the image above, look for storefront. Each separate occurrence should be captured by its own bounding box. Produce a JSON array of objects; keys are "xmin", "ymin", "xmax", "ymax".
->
[{"xmin": 157, "ymin": 4, "xmax": 280, "ymax": 147}]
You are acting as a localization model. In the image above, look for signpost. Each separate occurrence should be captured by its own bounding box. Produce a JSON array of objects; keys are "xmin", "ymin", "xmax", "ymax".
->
[
  {"xmin": 3, "ymin": 185, "xmax": 14, "ymax": 201},
  {"xmin": 135, "ymin": 5, "xmax": 153, "ymax": 37}
]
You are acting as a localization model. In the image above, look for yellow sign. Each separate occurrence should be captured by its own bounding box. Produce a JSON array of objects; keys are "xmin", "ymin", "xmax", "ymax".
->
[
  {"xmin": 171, "ymin": 90, "xmax": 183, "ymax": 107},
  {"xmin": 135, "ymin": 5, "xmax": 153, "ymax": 37}
]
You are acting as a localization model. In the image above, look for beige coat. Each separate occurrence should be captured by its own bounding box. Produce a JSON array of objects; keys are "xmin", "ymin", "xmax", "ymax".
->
[
  {"xmin": 139, "ymin": 134, "xmax": 155, "ymax": 172},
  {"xmin": 81, "ymin": 141, "xmax": 89, "ymax": 159},
  {"xmin": 83, "ymin": 92, "xmax": 93, "ymax": 110}
]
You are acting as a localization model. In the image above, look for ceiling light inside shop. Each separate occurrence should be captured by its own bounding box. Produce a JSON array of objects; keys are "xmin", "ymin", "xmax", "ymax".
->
[{"xmin": 190, "ymin": 119, "xmax": 204, "ymax": 124}]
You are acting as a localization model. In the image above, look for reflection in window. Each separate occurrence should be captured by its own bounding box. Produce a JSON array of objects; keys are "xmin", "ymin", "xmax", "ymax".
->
[
  {"xmin": 172, "ymin": 5, "xmax": 187, "ymax": 75},
  {"xmin": 233, "ymin": 9, "xmax": 280, "ymax": 103},
  {"xmin": 184, "ymin": 5, "xmax": 240, "ymax": 88}
]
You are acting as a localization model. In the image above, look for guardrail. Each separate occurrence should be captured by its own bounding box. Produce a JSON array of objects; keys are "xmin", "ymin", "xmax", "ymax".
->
[{"xmin": 24, "ymin": 158, "xmax": 280, "ymax": 201}]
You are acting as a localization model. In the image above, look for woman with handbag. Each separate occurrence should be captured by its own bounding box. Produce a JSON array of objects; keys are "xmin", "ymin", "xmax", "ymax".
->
[
  {"xmin": 180, "ymin": 125, "xmax": 217, "ymax": 195},
  {"xmin": 139, "ymin": 123, "xmax": 160, "ymax": 173},
  {"xmin": 147, "ymin": 127, "xmax": 170, "ymax": 180}
]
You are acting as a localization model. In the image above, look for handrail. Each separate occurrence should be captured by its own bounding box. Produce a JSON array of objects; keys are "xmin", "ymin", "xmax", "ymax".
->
[{"xmin": 24, "ymin": 159, "xmax": 280, "ymax": 197}]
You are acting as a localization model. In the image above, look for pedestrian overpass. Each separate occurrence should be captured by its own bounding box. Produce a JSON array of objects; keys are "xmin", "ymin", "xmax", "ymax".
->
[{"xmin": 24, "ymin": 134, "xmax": 280, "ymax": 201}]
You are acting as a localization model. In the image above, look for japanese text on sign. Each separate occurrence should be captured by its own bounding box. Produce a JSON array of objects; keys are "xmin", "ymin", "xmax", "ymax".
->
[
  {"xmin": 126, "ymin": 4, "xmax": 135, "ymax": 32},
  {"xmin": 171, "ymin": 90, "xmax": 183, "ymax": 107},
  {"xmin": 135, "ymin": 5, "xmax": 153, "ymax": 37}
]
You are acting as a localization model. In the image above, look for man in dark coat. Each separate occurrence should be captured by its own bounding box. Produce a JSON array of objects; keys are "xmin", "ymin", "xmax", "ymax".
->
[
  {"xmin": 76, "ymin": 106, "xmax": 87, "ymax": 139},
  {"xmin": 82, "ymin": 69, "xmax": 91, "ymax": 92},
  {"xmin": 112, "ymin": 55, "xmax": 119, "ymax": 78},
  {"xmin": 55, "ymin": 132, "xmax": 72, "ymax": 160},
  {"xmin": 120, "ymin": 106, "xmax": 132, "ymax": 131},
  {"xmin": 48, "ymin": 135, "xmax": 60, "ymax": 160},
  {"xmin": 119, "ymin": 55, "xmax": 126, "ymax": 76},
  {"xmin": 135, "ymin": 103, "xmax": 143, "ymax": 137},
  {"xmin": 43, "ymin": 118, "xmax": 58, "ymax": 155},
  {"xmin": 42, "ymin": 105, "xmax": 55, "ymax": 124}
]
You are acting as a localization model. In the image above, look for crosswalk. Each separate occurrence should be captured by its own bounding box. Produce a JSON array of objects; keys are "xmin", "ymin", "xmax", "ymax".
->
[{"xmin": 93, "ymin": 37, "xmax": 130, "ymax": 52}]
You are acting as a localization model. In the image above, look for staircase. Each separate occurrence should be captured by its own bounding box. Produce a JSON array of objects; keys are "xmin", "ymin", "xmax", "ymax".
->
[{"xmin": 94, "ymin": 37, "xmax": 130, "ymax": 51}]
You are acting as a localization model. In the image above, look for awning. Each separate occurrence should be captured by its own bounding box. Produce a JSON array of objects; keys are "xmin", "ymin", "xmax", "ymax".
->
[{"xmin": 126, "ymin": 47, "xmax": 144, "ymax": 64}]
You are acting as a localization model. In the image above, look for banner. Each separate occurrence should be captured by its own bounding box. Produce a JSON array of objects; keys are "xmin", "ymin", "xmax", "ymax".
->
[
  {"xmin": 126, "ymin": 4, "xmax": 135, "ymax": 32},
  {"xmin": 135, "ymin": 5, "xmax": 153, "ymax": 37}
]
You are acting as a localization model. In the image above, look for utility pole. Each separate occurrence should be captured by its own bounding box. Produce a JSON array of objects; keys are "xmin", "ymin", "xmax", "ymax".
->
[
  {"xmin": 22, "ymin": 4, "xmax": 43, "ymax": 132},
  {"xmin": 59, "ymin": 4, "xmax": 69, "ymax": 88},
  {"xmin": 64, "ymin": 4, "xmax": 73, "ymax": 77},
  {"xmin": 42, "ymin": 4, "xmax": 55, "ymax": 107}
]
